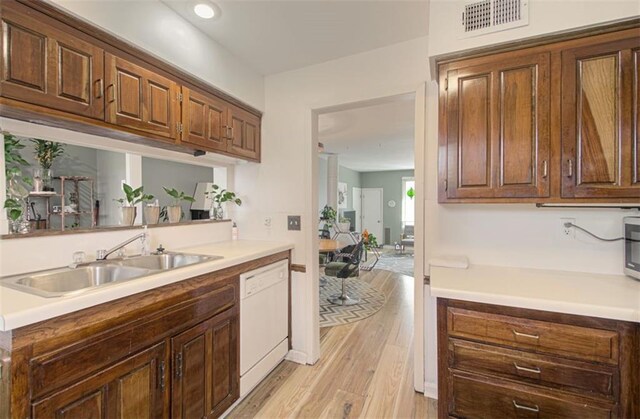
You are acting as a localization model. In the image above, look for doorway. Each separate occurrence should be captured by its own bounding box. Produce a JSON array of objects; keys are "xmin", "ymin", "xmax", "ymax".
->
[{"xmin": 314, "ymin": 92, "xmax": 418, "ymax": 366}]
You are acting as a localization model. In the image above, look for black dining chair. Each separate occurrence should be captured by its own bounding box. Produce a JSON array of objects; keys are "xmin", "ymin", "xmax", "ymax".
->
[{"xmin": 324, "ymin": 240, "xmax": 364, "ymax": 306}]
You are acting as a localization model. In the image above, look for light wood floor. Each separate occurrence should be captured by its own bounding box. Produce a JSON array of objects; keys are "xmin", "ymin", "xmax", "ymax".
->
[{"xmin": 228, "ymin": 269, "xmax": 438, "ymax": 418}]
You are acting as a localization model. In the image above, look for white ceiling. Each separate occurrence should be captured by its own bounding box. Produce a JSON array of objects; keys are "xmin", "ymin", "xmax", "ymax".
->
[
  {"xmin": 161, "ymin": 0, "xmax": 429, "ymax": 75},
  {"xmin": 318, "ymin": 95, "xmax": 415, "ymax": 172}
]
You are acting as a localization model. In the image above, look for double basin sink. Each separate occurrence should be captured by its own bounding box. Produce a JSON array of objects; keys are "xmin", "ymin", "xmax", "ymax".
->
[{"xmin": 1, "ymin": 253, "xmax": 221, "ymax": 298}]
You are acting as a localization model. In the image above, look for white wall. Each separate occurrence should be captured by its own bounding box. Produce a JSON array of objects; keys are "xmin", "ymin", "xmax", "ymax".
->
[
  {"xmin": 51, "ymin": 0, "xmax": 264, "ymax": 111},
  {"xmin": 234, "ymin": 36, "xmax": 429, "ymax": 365},
  {"xmin": 428, "ymin": 0, "xmax": 640, "ymax": 57}
]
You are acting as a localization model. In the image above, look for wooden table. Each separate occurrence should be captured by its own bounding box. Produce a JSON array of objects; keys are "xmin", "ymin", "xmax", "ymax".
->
[{"xmin": 319, "ymin": 239, "xmax": 343, "ymax": 253}]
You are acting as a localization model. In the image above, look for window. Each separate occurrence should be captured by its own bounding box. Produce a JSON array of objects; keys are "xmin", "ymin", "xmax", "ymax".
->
[{"xmin": 402, "ymin": 177, "xmax": 415, "ymax": 227}]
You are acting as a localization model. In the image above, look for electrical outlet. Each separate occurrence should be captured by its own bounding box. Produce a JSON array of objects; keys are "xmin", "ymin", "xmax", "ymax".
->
[
  {"xmin": 561, "ymin": 218, "xmax": 575, "ymax": 238},
  {"xmin": 288, "ymin": 215, "xmax": 301, "ymax": 231},
  {"xmin": 264, "ymin": 217, "xmax": 272, "ymax": 227}
]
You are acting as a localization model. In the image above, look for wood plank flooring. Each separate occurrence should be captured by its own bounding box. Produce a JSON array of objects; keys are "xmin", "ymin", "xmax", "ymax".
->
[{"xmin": 228, "ymin": 269, "xmax": 437, "ymax": 418}]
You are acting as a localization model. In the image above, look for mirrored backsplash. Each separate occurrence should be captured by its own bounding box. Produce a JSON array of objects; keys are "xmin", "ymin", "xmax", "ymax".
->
[{"xmin": 3, "ymin": 132, "xmax": 221, "ymax": 236}]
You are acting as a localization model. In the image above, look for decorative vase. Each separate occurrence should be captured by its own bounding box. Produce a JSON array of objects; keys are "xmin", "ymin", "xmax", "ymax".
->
[
  {"xmin": 212, "ymin": 203, "xmax": 224, "ymax": 220},
  {"xmin": 121, "ymin": 206, "xmax": 136, "ymax": 226},
  {"xmin": 9, "ymin": 219, "xmax": 30, "ymax": 234},
  {"xmin": 32, "ymin": 168, "xmax": 44, "ymax": 192},
  {"xmin": 144, "ymin": 205, "xmax": 160, "ymax": 225},
  {"xmin": 167, "ymin": 205, "xmax": 182, "ymax": 223},
  {"xmin": 41, "ymin": 168, "xmax": 53, "ymax": 192}
]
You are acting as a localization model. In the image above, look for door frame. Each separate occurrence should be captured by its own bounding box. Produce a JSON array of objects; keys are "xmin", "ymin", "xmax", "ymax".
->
[
  {"xmin": 307, "ymin": 85, "xmax": 427, "ymax": 393},
  {"xmin": 352, "ymin": 186, "xmax": 362, "ymax": 232}
]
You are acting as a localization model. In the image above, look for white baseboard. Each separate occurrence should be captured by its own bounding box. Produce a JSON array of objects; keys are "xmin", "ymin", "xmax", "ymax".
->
[
  {"xmin": 285, "ymin": 349, "xmax": 308, "ymax": 365},
  {"xmin": 423, "ymin": 381, "xmax": 438, "ymax": 400}
]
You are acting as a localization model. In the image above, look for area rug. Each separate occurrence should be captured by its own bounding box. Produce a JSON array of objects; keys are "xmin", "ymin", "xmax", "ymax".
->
[
  {"xmin": 373, "ymin": 252, "xmax": 414, "ymax": 277},
  {"xmin": 319, "ymin": 276, "xmax": 386, "ymax": 328}
]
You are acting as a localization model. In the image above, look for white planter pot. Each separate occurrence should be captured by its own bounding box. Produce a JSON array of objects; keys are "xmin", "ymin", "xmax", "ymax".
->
[
  {"xmin": 337, "ymin": 222, "xmax": 351, "ymax": 232},
  {"xmin": 167, "ymin": 205, "xmax": 182, "ymax": 223},
  {"xmin": 144, "ymin": 206, "xmax": 160, "ymax": 225},
  {"xmin": 121, "ymin": 206, "xmax": 136, "ymax": 226}
]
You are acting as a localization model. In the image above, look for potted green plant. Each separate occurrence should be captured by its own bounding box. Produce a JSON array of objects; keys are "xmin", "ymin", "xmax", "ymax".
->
[
  {"xmin": 364, "ymin": 232, "xmax": 379, "ymax": 251},
  {"xmin": 31, "ymin": 139, "xmax": 64, "ymax": 192},
  {"xmin": 205, "ymin": 184, "xmax": 242, "ymax": 220},
  {"xmin": 114, "ymin": 183, "xmax": 154, "ymax": 226},
  {"xmin": 163, "ymin": 187, "xmax": 195, "ymax": 223},
  {"xmin": 4, "ymin": 133, "xmax": 31, "ymax": 233},
  {"xmin": 319, "ymin": 205, "xmax": 337, "ymax": 230}
]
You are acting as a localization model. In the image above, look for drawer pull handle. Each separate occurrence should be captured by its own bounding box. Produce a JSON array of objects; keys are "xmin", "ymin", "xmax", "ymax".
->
[
  {"xmin": 513, "ymin": 400, "xmax": 540, "ymax": 413},
  {"xmin": 513, "ymin": 362, "xmax": 541, "ymax": 374},
  {"xmin": 513, "ymin": 330, "xmax": 539, "ymax": 340}
]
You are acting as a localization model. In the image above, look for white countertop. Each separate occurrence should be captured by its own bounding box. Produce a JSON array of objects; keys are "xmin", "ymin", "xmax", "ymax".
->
[
  {"xmin": 430, "ymin": 264, "xmax": 640, "ymax": 323},
  {"xmin": 0, "ymin": 240, "xmax": 294, "ymax": 332}
]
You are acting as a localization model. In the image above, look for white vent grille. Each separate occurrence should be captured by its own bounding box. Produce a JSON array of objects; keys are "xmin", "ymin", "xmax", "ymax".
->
[
  {"xmin": 461, "ymin": 0, "xmax": 528, "ymax": 38},
  {"xmin": 464, "ymin": 0, "xmax": 491, "ymax": 33},
  {"xmin": 493, "ymin": 0, "xmax": 521, "ymax": 25}
]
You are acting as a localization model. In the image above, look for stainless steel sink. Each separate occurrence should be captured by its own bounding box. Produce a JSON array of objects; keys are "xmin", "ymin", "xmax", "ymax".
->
[
  {"xmin": 114, "ymin": 253, "xmax": 216, "ymax": 270},
  {"xmin": 0, "ymin": 252, "xmax": 221, "ymax": 298},
  {"xmin": 1, "ymin": 265, "xmax": 152, "ymax": 298}
]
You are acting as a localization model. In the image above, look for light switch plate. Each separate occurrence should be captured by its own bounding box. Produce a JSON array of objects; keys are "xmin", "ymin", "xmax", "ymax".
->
[{"xmin": 288, "ymin": 215, "xmax": 301, "ymax": 231}]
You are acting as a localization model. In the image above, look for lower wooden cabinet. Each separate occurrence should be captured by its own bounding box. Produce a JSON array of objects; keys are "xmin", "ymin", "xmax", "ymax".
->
[
  {"xmin": 32, "ymin": 342, "xmax": 168, "ymax": 419},
  {"xmin": 171, "ymin": 308, "xmax": 238, "ymax": 419},
  {"xmin": 438, "ymin": 299, "xmax": 640, "ymax": 419},
  {"xmin": 5, "ymin": 252, "xmax": 290, "ymax": 419}
]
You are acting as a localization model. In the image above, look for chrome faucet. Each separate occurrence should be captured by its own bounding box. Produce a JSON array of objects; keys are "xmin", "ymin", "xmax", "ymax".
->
[{"xmin": 96, "ymin": 230, "xmax": 149, "ymax": 260}]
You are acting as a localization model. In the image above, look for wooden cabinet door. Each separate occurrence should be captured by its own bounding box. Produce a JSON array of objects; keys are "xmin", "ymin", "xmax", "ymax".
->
[
  {"xmin": 0, "ymin": 4, "xmax": 104, "ymax": 119},
  {"xmin": 171, "ymin": 308, "xmax": 239, "ymax": 419},
  {"xmin": 443, "ymin": 53, "xmax": 550, "ymax": 199},
  {"xmin": 181, "ymin": 87, "xmax": 229, "ymax": 152},
  {"xmin": 561, "ymin": 35, "xmax": 640, "ymax": 198},
  {"xmin": 31, "ymin": 342, "xmax": 168, "ymax": 419},
  {"xmin": 105, "ymin": 53, "xmax": 179, "ymax": 140},
  {"xmin": 227, "ymin": 105, "xmax": 261, "ymax": 161}
]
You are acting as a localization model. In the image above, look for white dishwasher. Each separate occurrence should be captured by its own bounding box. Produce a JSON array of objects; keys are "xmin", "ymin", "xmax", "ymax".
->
[{"xmin": 240, "ymin": 260, "xmax": 289, "ymax": 396}]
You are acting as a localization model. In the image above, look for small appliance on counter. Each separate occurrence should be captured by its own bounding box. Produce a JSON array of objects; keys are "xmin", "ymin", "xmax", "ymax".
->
[
  {"xmin": 624, "ymin": 216, "xmax": 640, "ymax": 280},
  {"xmin": 190, "ymin": 182, "xmax": 214, "ymax": 220}
]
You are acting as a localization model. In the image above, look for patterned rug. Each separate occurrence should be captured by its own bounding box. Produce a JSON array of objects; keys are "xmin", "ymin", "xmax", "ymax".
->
[
  {"xmin": 319, "ymin": 276, "xmax": 386, "ymax": 328},
  {"xmin": 373, "ymin": 252, "xmax": 414, "ymax": 277}
]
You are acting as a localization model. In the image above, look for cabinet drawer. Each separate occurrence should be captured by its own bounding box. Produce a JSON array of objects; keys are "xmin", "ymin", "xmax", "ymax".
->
[
  {"xmin": 450, "ymin": 339, "xmax": 616, "ymax": 398},
  {"xmin": 450, "ymin": 372, "xmax": 615, "ymax": 419},
  {"xmin": 448, "ymin": 307, "xmax": 619, "ymax": 364}
]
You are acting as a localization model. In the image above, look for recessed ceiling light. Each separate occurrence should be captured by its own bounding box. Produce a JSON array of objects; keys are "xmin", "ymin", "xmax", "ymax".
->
[{"xmin": 194, "ymin": 3, "xmax": 215, "ymax": 19}]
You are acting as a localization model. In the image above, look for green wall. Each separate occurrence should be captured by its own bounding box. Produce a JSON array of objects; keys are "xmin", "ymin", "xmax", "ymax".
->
[{"xmin": 361, "ymin": 169, "xmax": 414, "ymax": 244}]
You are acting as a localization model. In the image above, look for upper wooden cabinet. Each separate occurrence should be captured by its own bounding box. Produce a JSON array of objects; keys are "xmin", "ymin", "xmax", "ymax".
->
[
  {"xmin": 0, "ymin": 0, "xmax": 262, "ymax": 162},
  {"xmin": 561, "ymin": 36, "xmax": 640, "ymax": 199},
  {"xmin": 227, "ymin": 105, "xmax": 261, "ymax": 161},
  {"xmin": 438, "ymin": 25, "xmax": 640, "ymax": 203},
  {"xmin": 443, "ymin": 53, "xmax": 550, "ymax": 200},
  {"xmin": 0, "ymin": 3, "xmax": 105, "ymax": 119},
  {"xmin": 105, "ymin": 53, "xmax": 179, "ymax": 140},
  {"xmin": 181, "ymin": 87, "xmax": 229, "ymax": 152}
]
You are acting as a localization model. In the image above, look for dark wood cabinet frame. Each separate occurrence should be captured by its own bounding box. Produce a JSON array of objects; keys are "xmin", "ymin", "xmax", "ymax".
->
[
  {"xmin": 437, "ymin": 19, "xmax": 640, "ymax": 203},
  {"xmin": 0, "ymin": 0, "xmax": 262, "ymax": 162}
]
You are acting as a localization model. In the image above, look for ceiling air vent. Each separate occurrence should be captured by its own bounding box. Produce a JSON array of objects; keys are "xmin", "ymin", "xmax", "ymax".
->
[{"xmin": 461, "ymin": 0, "xmax": 528, "ymax": 38}]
